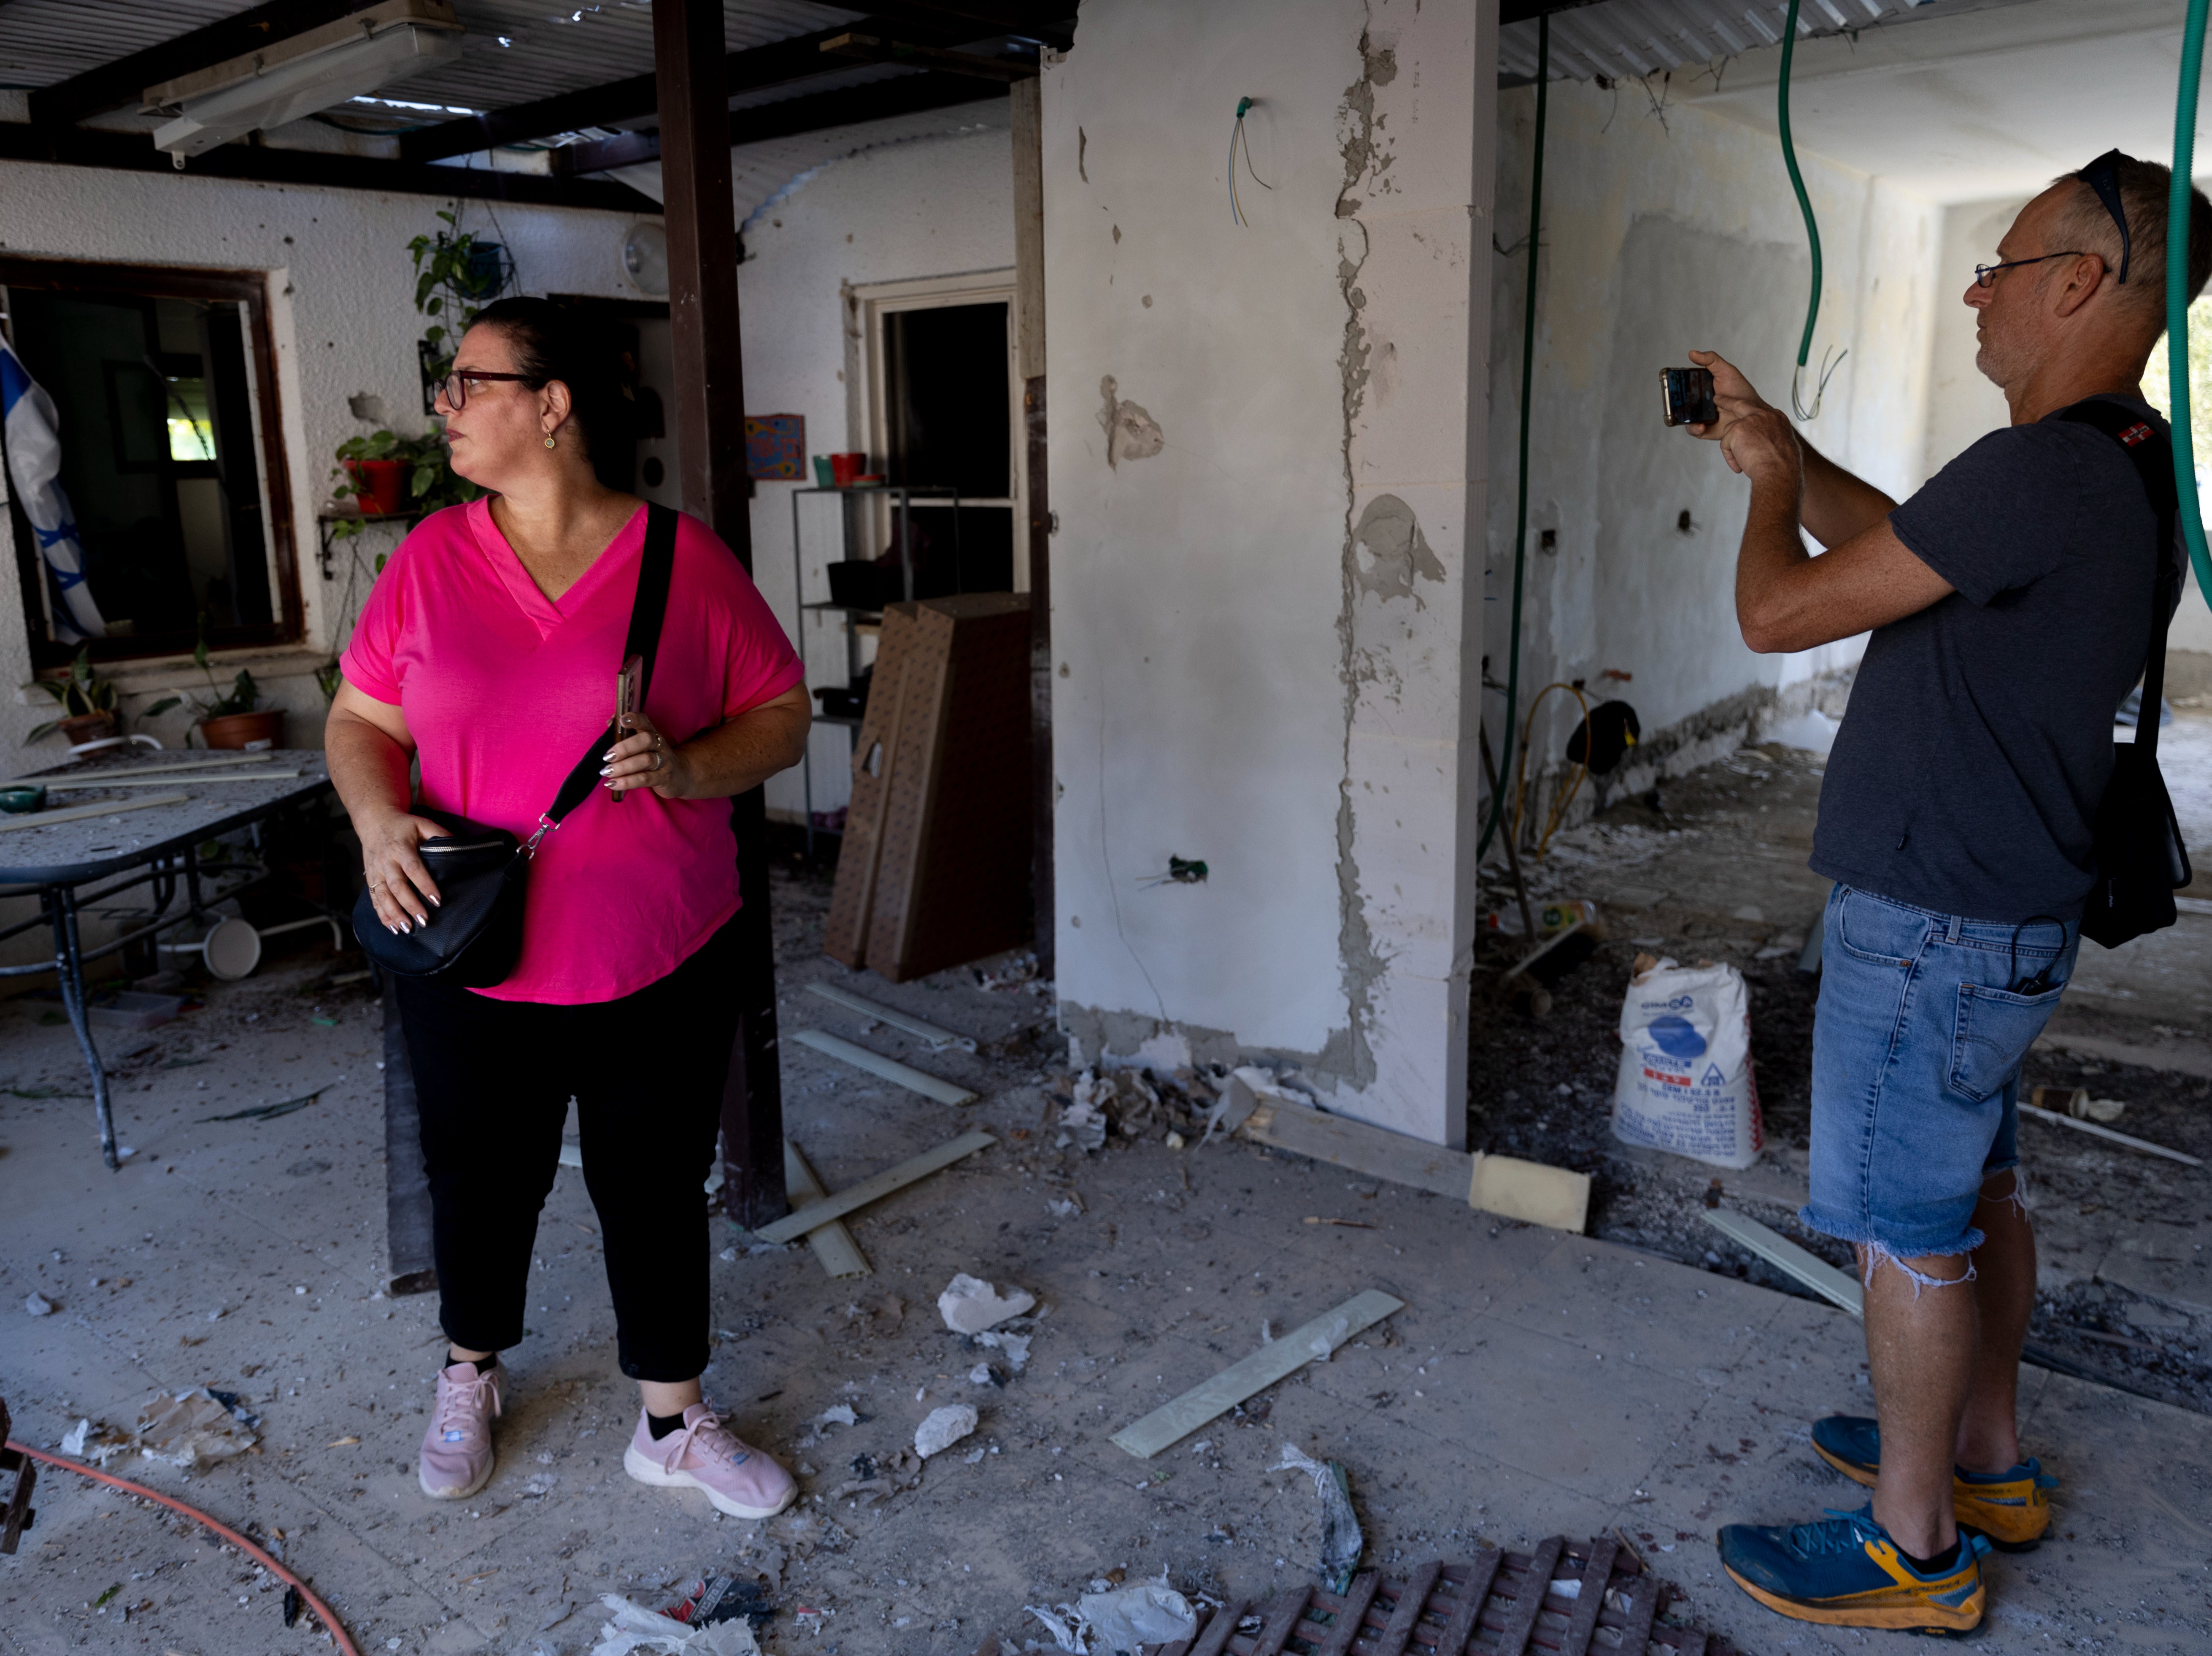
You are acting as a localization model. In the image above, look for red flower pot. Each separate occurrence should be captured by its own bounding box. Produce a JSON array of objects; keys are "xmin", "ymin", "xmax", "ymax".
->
[
  {"xmin": 199, "ymin": 710, "xmax": 286, "ymax": 751},
  {"xmin": 345, "ymin": 459, "xmax": 408, "ymax": 517}
]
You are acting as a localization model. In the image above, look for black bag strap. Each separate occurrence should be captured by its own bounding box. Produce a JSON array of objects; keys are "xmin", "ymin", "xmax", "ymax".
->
[
  {"xmin": 2055, "ymin": 398, "xmax": 2181, "ymax": 760},
  {"xmin": 534, "ymin": 503, "xmax": 679, "ymax": 841}
]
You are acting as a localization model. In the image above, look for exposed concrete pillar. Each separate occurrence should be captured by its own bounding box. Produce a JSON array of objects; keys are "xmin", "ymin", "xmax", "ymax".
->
[{"xmin": 1043, "ymin": 0, "xmax": 1496, "ymax": 1147}]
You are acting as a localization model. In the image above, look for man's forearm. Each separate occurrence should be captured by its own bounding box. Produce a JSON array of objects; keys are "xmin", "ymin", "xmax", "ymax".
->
[
  {"xmin": 1736, "ymin": 474, "xmax": 1816, "ymax": 654},
  {"xmin": 1799, "ymin": 436, "xmax": 1897, "ymax": 549}
]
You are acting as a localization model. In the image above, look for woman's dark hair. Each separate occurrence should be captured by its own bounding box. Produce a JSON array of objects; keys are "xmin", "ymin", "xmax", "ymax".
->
[{"xmin": 469, "ymin": 296, "xmax": 636, "ymax": 486}]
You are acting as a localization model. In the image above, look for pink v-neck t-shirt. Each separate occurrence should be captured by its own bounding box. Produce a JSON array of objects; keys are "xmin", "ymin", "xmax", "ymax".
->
[{"xmin": 342, "ymin": 498, "xmax": 803, "ymax": 1004}]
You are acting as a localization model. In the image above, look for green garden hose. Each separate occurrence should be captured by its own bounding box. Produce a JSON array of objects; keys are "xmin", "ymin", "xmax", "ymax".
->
[
  {"xmin": 1477, "ymin": 12, "xmax": 1547, "ymax": 866},
  {"xmin": 1778, "ymin": 0, "xmax": 1840, "ymax": 419},
  {"xmin": 2171, "ymin": 0, "xmax": 2212, "ymax": 612}
]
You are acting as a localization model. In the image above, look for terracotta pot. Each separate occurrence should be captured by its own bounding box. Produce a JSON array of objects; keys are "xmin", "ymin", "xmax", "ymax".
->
[
  {"xmin": 344, "ymin": 458, "xmax": 408, "ymax": 517},
  {"xmin": 199, "ymin": 709, "xmax": 286, "ymax": 751},
  {"xmin": 57, "ymin": 711, "xmax": 117, "ymax": 749}
]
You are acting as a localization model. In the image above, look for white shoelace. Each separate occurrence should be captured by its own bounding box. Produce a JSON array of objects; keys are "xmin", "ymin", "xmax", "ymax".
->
[
  {"xmin": 436, "ymin": 1366, "xmax": 500, "ymax": 1445},
  {"xmin": 657, "ymin": 1409, "xmax": 750, "ymax": 1474}
]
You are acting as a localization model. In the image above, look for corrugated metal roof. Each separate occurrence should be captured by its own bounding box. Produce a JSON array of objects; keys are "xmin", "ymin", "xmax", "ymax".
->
[
  {"xmin": 0, "ymin": 2, "xmax": 872, "ymax": 110},
  {"xmin": 1499, "ymin": 0, "xmax": 2043, "ymax": 84}
]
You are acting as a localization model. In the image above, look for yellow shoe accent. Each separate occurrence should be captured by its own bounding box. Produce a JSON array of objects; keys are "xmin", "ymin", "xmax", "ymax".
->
[{"xmin": 1812, "ymin": 1440, "xmax": 2054, "ymax": 1551}]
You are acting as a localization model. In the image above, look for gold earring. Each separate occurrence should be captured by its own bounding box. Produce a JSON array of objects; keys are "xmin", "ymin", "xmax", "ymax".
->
[{"xmin": 544, "ymin": 433, "xmax": 556, "ymax": 449}]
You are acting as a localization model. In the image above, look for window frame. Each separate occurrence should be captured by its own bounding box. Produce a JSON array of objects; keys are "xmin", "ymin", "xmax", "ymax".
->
[
  {"xmin": 850, "ymin": 269, "xmax": 1027, "ymax": 592},
  {"xmin": 0, "ymin": 256, "xmax": 302, "ymax": 668}
]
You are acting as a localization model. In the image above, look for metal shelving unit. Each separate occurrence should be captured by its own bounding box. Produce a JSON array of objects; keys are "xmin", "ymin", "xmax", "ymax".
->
[{"xmin": 789, "ymin": 484, "xmax": 959, "ymax": 858}]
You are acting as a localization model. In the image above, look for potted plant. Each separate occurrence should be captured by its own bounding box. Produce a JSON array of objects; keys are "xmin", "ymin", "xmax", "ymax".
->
[
  {"xmin": 146, "ymin": 620, "xmax": 284, "ymax": 750},
  {"xmin": 330, "ymin": 428, "xmax": 462, "ymax": 530},
  {"xmin": 25, "ymin": 648, "xmax": 123, "ymax": 749}
]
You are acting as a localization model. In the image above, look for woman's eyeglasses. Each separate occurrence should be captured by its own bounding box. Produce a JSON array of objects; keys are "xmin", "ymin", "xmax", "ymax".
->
[{"xmin": 437, "ymin": 370, "xmax": 532, "ymax": 410}]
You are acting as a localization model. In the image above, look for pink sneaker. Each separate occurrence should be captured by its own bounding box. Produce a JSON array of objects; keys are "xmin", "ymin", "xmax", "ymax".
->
[
  {"xmin": 419, "ymin": 1361, "xmax": 501, "ymax": 1500},
  {"xmin": 623, "ymin": 1403, "xmax": 797, "ymax": 1519}
]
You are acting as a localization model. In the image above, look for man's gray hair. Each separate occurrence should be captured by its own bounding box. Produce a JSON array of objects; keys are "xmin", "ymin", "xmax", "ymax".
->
[{"xmin": 2046, "ymin": 151, "xmax": 2212, "ymax": 324}]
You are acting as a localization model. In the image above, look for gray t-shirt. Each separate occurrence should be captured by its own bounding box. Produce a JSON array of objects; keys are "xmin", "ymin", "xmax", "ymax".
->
[{"xmin": 1810, "ymin": 395, "xmax": 2174, "ymax": 923}]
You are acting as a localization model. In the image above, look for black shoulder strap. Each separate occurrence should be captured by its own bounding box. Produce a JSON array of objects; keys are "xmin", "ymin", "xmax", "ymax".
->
[
  {"xmin": 2055, "ymin": 398, "xmax": 2180, "ymax": 759},
  {"xmin": 543, "ymin": 503, "xmax": 680, "ymax": 828}
]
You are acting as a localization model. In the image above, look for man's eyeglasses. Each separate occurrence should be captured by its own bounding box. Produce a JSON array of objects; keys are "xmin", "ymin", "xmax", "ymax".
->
[
  {"xmin": 436, "ymin": 370, "xmax": 533, "ymax": 410},
  {"xmin": 1973, "ymin": 252, "xmax": 2087, "ymax": 288}
]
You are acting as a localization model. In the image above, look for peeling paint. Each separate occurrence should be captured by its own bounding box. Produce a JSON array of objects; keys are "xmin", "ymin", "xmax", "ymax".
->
[
  {"xmin": 1078, "ymin": 126, "xmax": 1088, "ymax": 183},
  {"xmin": 1350, "ymin": 493, "xmax": 1445, "ymax": 605},
  {"xmin": 1096, "ymin": 374, "xmax": 1164, "ymax": 469},
  {"xmin": 1322, "ymin": 13, "xmax": 1396, "ymax": 1095}
]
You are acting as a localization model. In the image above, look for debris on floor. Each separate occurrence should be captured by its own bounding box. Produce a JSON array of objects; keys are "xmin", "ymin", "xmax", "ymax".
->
[
  {"xmin": 587, "ymin": 1591, "xmax": 763, "ymax": 1655},
  {"xmin": 663, "ymin": 1573, "xmax": 776, "ymax": 1632},
  {"xmin": 2018, "ymin": 1099, "xmax": 2203, "ymax": 1166},
  {"xmin": 62, "ymin": 1386, "xmax": 259, "ymax": 1470},
  {"xmin": 913, "ymin": 1403, "xmax": 978, "ymax": 1458},
  {"xmin": 1111, "ymin": 1289, "xmax": 1402, "ymax": 1458},
  {"xmin": 1078, "ymin": 1576, "xmax": 1199, "ymax": 1653},
  {"xmin": 751, "ymin": 1129, "xmax": 998, "ymax": 1245},
  {"xmin": 1611, "ymin": 955, "xmax": 1763, "ymax": 1172},
  {"xmin": 937, "ymin": 1271, "xmax": 1035, "ymax": 1332},
  {"xmin": 1269, "ymin": 1443, "xmax": 1363, "ymax": 1594}
]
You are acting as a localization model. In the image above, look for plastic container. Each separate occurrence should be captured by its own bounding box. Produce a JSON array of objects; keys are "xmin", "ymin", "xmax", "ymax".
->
[
  {"xmin": 88, "ymin": 990, "xmax": 185, "ymax": 1031},
  {"xmin": 344, "ymin": 458, "xmax": 408, "ymax": 515},
  {"xmin": 829, "ymin": 451, "xmax": 867, "ymax": 487}
]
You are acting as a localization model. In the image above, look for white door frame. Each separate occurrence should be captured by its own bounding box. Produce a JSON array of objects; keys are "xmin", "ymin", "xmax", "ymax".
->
[{"xmin": 848, "ymin": 267, "xmax": 1027, "ymax": 591}]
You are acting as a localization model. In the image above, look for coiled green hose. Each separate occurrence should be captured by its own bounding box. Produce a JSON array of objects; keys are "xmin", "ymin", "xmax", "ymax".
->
[
  {"xmin": 2171, "ymin": 0, "xmax": 2212, "ymax": 611},
  {"xmin": 1477, "ymin": 13, "xmax": 1547, "ymax": 866}
]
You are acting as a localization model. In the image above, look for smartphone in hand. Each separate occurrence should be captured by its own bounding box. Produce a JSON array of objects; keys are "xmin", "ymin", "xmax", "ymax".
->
[
  {"xmin": 1660, "ymin": 366, "xmax": 1718, "ymax": 428},
  {"xmin": 612, "ymin": 653, "xmax": 643, "ymax": 803}
]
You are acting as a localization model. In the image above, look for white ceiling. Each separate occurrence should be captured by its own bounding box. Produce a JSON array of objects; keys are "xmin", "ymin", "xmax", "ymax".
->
[{"xmin": 1679, "ymin": 0, "xmax": 2209, "ymax": 205}]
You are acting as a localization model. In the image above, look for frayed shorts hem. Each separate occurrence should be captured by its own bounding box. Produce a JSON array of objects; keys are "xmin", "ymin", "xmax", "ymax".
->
[{"xmin": 1798, "ymin": 1204, "xmax": 1985, "ymax": 1262}]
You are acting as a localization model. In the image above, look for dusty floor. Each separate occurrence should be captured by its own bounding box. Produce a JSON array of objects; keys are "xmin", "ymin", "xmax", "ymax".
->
[{"xmin": 3, "ymin": 734, "xmax": 2212, "ymax": 1655}]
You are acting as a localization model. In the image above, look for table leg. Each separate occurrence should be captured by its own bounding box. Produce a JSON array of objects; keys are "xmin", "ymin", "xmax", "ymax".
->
[{"xmin": 50, "ymin": 886, "xmax": 117, "ymax": 1171}]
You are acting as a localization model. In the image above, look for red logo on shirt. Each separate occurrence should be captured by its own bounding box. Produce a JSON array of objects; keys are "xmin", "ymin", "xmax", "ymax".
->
[{"xmin": 2119, "ymin": 422, "xmax": 2154, "ymax": 447}]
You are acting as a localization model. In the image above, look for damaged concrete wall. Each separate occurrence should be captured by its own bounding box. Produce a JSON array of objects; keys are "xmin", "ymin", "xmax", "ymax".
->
[
  {"xmin": 0, "ymin": 160, "xmax": 646, "ymax": 757},
  {"xmin": 732, "ymin": 128, "xmax": 1016, "ymax": 826},
  {"xmin": 1045, "ymin": 0, "xmax": 1496, "ymax": 1146},
  {"xmin": 1485, "ymin": 77, "xmax": 1944, "ymax": 796}
]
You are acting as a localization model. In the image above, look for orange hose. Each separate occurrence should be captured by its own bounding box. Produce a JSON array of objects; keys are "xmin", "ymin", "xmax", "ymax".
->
[{"xmin": 5, "ymin": 1437, "xmax": 358, "ymax": 1655}]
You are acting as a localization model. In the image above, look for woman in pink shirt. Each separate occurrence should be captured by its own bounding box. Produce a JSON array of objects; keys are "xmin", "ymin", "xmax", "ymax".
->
[{"xmin": 326, "ymin": 299, "xmax": 809, "ymax": 1519}]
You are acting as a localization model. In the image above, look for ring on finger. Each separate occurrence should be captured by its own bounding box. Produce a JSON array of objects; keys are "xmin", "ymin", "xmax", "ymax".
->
[{"xmin": 652, "ymin": 750, "xmax": 665, "ymax": 771}]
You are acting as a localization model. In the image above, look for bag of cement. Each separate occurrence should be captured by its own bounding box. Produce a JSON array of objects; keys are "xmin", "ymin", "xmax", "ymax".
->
[{"xmin": 1611, "ymin": 955, "xmax": 1764, "ymax": 1170}]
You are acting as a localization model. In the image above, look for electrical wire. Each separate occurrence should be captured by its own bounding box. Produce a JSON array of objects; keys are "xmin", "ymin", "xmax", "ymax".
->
[
  {"xmin": 2171, "ymin": 0, "xmax": 2212, "ymax": 613},
  {"xmin": 1777, "ymin": 0, "xmax": 1844, "ymax": 420},
  {"xmin": 5, "ymin": 1437, "xmax": 359, "ymax": 1654},
  {"xmin": 1228, "ymin": 96, "xmax": 1273, "ymax": 226},
  {"xmin": 1510, "ymin": 682, "xmax": 1592, "ymax": 861},
  {"xmin": 1477, "ymin": 13, "xmax": 1548, "ymax": 866}
]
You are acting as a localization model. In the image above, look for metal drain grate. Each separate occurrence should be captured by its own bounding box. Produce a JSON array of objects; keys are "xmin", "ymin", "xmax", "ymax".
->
[{"xmin": 1141, "ymin": 1537, "xmax": 1742, "ymax": 1656}]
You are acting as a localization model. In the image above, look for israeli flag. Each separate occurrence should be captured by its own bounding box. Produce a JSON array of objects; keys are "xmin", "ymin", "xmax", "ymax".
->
[{"xmin": 0, "ymin": 340, "xmax": 105, "ymax": 643}]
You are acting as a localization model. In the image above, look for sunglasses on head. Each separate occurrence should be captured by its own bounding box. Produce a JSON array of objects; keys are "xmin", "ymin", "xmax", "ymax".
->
[{"xmin": 2080, "ymin": 148, "xmax": 2134, "ymax": 285}]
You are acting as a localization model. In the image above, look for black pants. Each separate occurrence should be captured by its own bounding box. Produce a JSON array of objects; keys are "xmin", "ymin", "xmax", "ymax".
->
[{"xmin": 395, "ymin": 918, "xmax": 737, "ymax": 1382}]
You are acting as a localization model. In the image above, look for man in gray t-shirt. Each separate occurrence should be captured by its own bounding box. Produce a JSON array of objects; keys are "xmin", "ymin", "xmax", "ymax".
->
[{"xmin": 1684, "ymin": 153, "xmax": 2207, "ymax": 1636}]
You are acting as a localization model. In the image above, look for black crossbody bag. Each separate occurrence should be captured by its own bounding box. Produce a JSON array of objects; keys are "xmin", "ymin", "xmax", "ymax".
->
[
  {"xmin": 354, "ymin": 503, "xmax": 678, "ymax": 986},
  {"xmin": 2056, "ymin": 400, "xmax": 2194, "ymax": 948}
]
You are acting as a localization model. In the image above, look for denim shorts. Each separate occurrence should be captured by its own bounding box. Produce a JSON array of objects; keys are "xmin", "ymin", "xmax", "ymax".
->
[{"xmin": 1803, "ymin": 884, "xmax": 2079, "ymax": 1260}]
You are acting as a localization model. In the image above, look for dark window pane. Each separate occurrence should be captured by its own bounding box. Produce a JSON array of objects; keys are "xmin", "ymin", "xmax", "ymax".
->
[{"xmin": 883, "ymin": 302, "xmax": 1010, "ymax": 499}]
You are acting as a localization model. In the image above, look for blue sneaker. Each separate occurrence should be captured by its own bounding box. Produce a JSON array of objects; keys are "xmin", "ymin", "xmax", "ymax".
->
[
  {"xmin": 1717, "ymin": 1506, "xmax": 1991, "ymax": 1634},
  {"xmin": 1812, "ymin": 1414, "xmax": 2057, "ymax": 1551}
]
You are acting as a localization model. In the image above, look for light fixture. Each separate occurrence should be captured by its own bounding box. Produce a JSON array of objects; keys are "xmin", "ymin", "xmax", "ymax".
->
[{"xmin": 145, "ymin": 0, "xmax": 465, "ymax": 160}]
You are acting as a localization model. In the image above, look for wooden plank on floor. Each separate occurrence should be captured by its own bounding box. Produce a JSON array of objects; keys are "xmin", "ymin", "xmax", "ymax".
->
[
  {"xmin": 1369, "ymin": 1561, "xmax": 1440, "ymax": 1656},
  {"xmin": 752, "ymin": 1130, "xmax": 996, "ymax": 1245},
  {"xmin": 1427, "ymin": 1552, "xmax": 1499, "ymax": 1656},
  {"xmin": 1557, "ymin": 1537, "xmax": 1615, "ymax": 1656},
  {"xmin": 783, "ymin": 1139, "xmax": 870, "ymax": 1278},
  {"xmin": 1492, "ymin": 1536, "xmax": 1564, "ymax": 1656},
  {"xmin": 1612, "ymin": 1574, "xmax": 1661, "ymax": 1656},
  {"xmin": 790, "ymin": 1028, "xmax": 978, "ymax": 1105},
  {"xmin": 1186, "ymin": 1600, "xmax": 1246, "ymax": 1656},
  {"xmin": 1309, "ymin": 1572, "xmax": 1380, "ymax": 1656},
  {"xmin": 1107, "ymin": 1289, "xmax": 1405, "ymax": 1459},
  {"xmin": 1700, "ymin": 1208, "xmax": 1863, "ymax": 1315},
  {"xmin": 1249, "ymin": 1587, "xmax": 1315, "ymax": 1656},
  {"xmin": 1241, "ymin": 1099, "xmax": 1469, "ymax": 1199}
]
